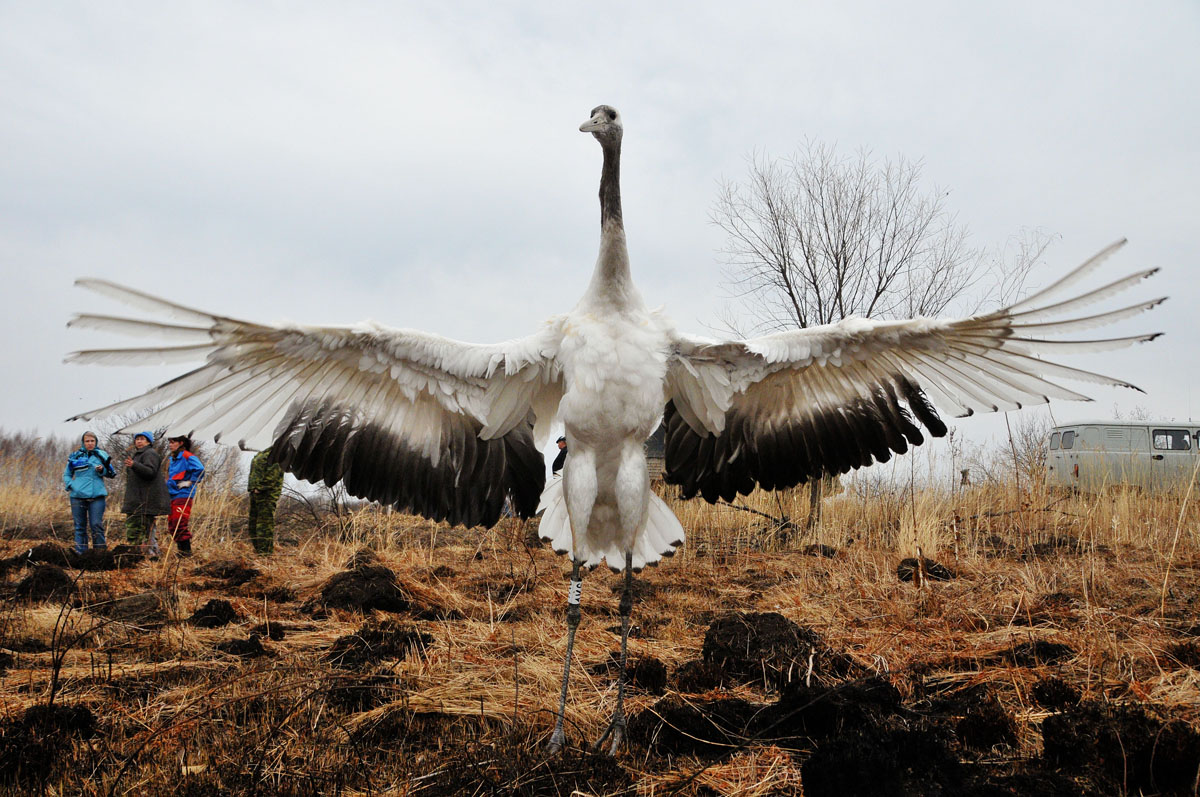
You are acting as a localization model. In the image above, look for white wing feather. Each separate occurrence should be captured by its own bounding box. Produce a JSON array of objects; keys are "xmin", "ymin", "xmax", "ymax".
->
[
  {"xmin": 668, "ymin": 245, "xmax": 1162, "ymax": 437},
  {"xmin": 66, "ymin": 280, "xmax": 562, "ymax": 446}
]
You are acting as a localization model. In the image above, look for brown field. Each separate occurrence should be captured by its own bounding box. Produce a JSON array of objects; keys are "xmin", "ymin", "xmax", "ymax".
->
[{"xmin": 2, "ymin": 437, "xmax": 1200, "ymax": 796}]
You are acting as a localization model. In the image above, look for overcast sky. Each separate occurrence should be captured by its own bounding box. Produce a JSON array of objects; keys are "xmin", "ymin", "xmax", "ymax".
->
[{"xmin": 2, "ymin": 2, "xmax": 1197, "ymax": 463}]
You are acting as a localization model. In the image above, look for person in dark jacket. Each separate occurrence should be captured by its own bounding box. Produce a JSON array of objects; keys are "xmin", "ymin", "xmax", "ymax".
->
[
  {"xmin": 552, "ymin": 436, "xmax": 568, "ymax": 476},
  {"xmin": 247, "ymin": 448, "xmax": 283, "ymax": 555},
  {"xmin": 122, "ymin": 431, "xmax": 170, "ymax": 558},
  {"xmin": 63, "ymin": 431, "xmax": 116, "ymax": 554},
  {"xmin": 166, "ymin": 435, "xmax": 205, "ymax": 556}
]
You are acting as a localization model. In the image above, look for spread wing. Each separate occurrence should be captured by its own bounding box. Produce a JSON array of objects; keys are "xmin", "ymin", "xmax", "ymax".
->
[
  {"xmin": 665, "ymin": 240, "xmax": 1164, "ymax": 502},
  {"xmin": 65, "ymin": 280, "xmax": 564, "ymax": 528}
]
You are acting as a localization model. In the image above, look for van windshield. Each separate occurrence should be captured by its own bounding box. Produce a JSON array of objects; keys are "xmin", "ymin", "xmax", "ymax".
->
[
  {"xmin": 1061, "ymin": 431, "xmax": 1075, "ymax": 449},
  {"xmin": 1050, "ymin": 433, "xmax": 1060, "ymax": 450}
]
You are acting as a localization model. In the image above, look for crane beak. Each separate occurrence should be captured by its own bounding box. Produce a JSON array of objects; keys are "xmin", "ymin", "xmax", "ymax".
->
[{"xmin": 579, "ymin": 113, "xmax": 606, "ymax": 133}]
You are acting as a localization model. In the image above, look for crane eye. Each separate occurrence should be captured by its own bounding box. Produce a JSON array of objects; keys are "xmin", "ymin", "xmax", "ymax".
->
[{"xmin": 607, "ymin": 110, "xmax": 617, "ymax": 120}]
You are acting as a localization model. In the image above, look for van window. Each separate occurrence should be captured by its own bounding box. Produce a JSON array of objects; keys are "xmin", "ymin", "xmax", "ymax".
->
[
  {"xmin": 1050, "ymin": 432, "xmax": 1060, "ymax": 450},
  {"xmin": 1152, "ymin": 429, "xmax": 1190, "ymax": 451},
  {"xmin": 1061, "ymin": 431, "xmax": 1075, "ymax": 449},
  {"xmin": 1082, "ymin": 428, "xmax": 1101, "ymax": 448}
]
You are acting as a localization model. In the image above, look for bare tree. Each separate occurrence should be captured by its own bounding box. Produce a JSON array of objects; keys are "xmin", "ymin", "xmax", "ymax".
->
[
  {"xmin": 961, "ymin": 412, "xmax": 1054, "ymax": 489},
  {"xmin": 1111, "ymin": 403, "xmax": 1154, "ymax": 421},
  {"xmin": 712, "ymin": 141, "xmax": 1050, "ymax": 528}
]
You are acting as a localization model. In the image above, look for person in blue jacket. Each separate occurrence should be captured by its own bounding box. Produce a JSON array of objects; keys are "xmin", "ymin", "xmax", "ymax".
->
[
  {"xmin": 63, "ymin": 431, "xmax": 116, "ymax": 554},
  {"xmin": 166, "ymin": 435, "xmax": 205, "ymax": 556}
]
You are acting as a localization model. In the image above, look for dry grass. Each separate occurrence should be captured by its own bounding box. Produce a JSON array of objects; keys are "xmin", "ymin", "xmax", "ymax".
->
[{"xmin": 2, "ymin": 435, "xmax": 1200, "ymax": 795}]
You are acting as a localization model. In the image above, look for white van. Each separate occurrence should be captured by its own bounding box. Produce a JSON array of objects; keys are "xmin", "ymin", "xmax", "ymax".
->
[{"xmin": 1046, "ymin": 420, "xmax": 1200, "ymax": 490}]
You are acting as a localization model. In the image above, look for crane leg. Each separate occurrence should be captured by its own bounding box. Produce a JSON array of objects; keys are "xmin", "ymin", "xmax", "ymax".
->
[
  {"xmin": 547, "ymin": 560, "xmax": 584, "ymax": 753},
  {"xmin": 595, "ymin": 550, "xmax": 634, "ymax": 754}
]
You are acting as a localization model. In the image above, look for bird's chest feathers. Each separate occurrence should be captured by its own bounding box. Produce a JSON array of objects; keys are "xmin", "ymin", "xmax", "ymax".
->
[{"xmin": 560, "ymin": 313, "xmax": 669, "ymax": 395}]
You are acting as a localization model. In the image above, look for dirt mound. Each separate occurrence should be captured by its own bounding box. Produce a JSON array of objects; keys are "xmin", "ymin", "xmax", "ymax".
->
[
  {"xmin": 12, "ymin": 702, "xmax": 97, "ymax": 737},
  {"xmin": 1003, "ymin": 639, "xmax": 1075, "ymax": 667},
  {"xmin": 761, "ymin": 677, "xmax": 904, "ymax": 744},
  {"xmin": 327, "ymin": 620, "xmax": 433, "ymax": 668},
  {"xmin": 4, "ymin": 637, "xmax": 50, "ymax": 653},
  {"xmin": 1031, "ymin": 677, "xmax": 1080, "ymax": 710},
  {"xmin": 628, "ymin": 656, "xmax": 668, "ymax": 694},
  {"xmin": 630, "ymin": 675, "xmax": 1110, "ymax": 794},
  {"xmin": 800, "ymin": 725, "xmax": 963, "ymax": 797},
  {"xmin": 6, "ymin": 542, "xmax": 74, "ymax": 569},
  {"xmin": 0, "ymin": 703, "xmax": 96, "ymax": 789},
  {"xmin": 188, "ymin": 598, "xmax": 240, "ymax": 628},
  {"xmin": 343, "ymin": 547, "xmax": 379, "ymax": 569},
  {"xmin": 896, "ymin": 557, "xmax": 956, "ymax": 582},
  {"xmin": 4, "ymin": 542, "xmax": 144, "ymax": 572},
  {"xmin": 589, "ymin": 654, "xmax": 668, "ymax": 695},
  {"xmin": 260, "ymin": 585, "xmax": 296, "ymax": 603},
  {"xmin": 215, "ymin": 636, "xmax": 267, "ymax": 658},
  {"xmin": 764, "ymin": 679, "xmax": 968, "ymax": 795},
  {"xmin": 325, "ymin": 673, "xmax": 397, "ymax": 712},
  {"xmin": 318, "ymin": 564, "xmax": 410, "ymax": 613},
  {"xmin": 1166, "ymin": 640, "xmax": 1200, "ymax": 669},
  {"xmin": 672, "ymin": 658, "xmax": 727, "ymax": 692},
  {"xmin": 633, "ymin": 678, "xmax": 905, "ymax": 758},
  {"xmin": 629, "ymin": 695, "xmax": 761, "ymax": 755},
  {"xmin": 1043, "ymin": 701, "xmax": 1200, "ymax": 794},
  {"xmin": 956, "ymin": 698, "xmax": 1017, "ymax": 751},
  {"xmin": 15, "ymin": 564, "xmax": 74, "ymax": 602},
  {"xmin": 410, "ymin": 602, "xmax": 466, "ymax": 621},
  {"xmin": 701, "ymin": 612, "xmax": 857, "ymax": 689},
  {"xmin": 249, "ymin": 621, "xmax": 286, "ymax": 641},
  {"xmin": 73, "ymin": 545, "xmax": 144, "ymax": 571},
  {"xmin": 197, "ymin": 559, "xmax": 260, "ymax": 586},
  {"xmin": 90, "ymin": 592, "xmax": 168, "ymax": 626},
  {"xmin": 1170, "ymin": 619, "xmax": 1200, "ymax": 638}
]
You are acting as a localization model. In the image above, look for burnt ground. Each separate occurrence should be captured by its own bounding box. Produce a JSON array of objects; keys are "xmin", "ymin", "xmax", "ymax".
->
[
  {"xmin": 1, "ymin": 528, "xmax": 1199, "ymax": 795},
  {"xmin": 188, "ymin": 598, "xmax": 240, "ymax": 627}
]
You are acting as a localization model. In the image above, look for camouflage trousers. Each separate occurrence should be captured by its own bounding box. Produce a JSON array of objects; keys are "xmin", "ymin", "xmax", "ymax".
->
[
  {"xmin": 248, "ymin": 495, "xmax": 278, "ymax": 555},
  {"xmin": 125, "ymin": 514, "xmax": 159, "ymax": 556}
]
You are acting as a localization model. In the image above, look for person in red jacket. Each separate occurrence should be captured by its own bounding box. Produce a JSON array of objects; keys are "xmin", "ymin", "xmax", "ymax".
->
[{"xmin": 165, "ymin": 435, "xmax": 205, "ymax": 556}]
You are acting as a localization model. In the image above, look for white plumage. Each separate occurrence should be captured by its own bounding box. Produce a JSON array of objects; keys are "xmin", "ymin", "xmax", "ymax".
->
[{"xmin": 67, "ymin": 104, "xmax": 1161, "ymax": 751}]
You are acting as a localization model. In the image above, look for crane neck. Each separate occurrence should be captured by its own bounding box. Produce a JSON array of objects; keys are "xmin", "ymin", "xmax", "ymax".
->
[
  {"xmin": 582, "ymin": 137, "xmax": 639, "ymax": 311},
  {"xmin": 599, "ymin": 139, "xmax": 622, "ymax": 228}
]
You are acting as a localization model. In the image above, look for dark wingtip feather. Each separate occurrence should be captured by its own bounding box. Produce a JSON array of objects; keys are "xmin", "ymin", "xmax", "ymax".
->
[
  {"xmin": 270, "ymin": 399, "xmax": 542, "ymax": 530},
  {"xmin": 663, "ymin": 374, "xmax": 953, "ymax": 502},
  {"xmin": 898, "ymin": 378, "xmax": 949, "ymax": 437}
]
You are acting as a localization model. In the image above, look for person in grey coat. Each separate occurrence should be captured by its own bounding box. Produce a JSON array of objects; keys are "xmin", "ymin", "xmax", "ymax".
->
[{"xmin": 121, "ymin": 431, "xmax": 170, "ymax": 557}]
